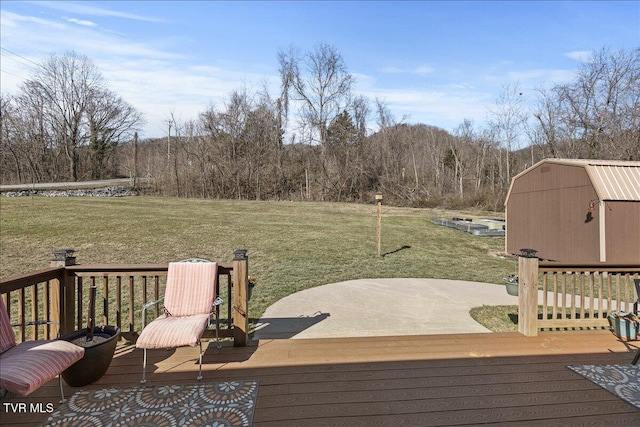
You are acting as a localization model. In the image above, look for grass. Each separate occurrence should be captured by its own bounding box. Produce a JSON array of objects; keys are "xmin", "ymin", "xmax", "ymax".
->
[
  {"xmin": 470, "ymin": 305, "xmax": 519, "ymax": 332},
  {"xmin": 470, "ymin": 305, "xmax": 624, "ymax": 333},
  {"xmin": 0, "ymin": 196, "xmax": 515, "ymax": 331}
]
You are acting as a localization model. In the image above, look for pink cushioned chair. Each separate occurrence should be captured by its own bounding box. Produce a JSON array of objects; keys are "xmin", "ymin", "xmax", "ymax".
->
[
  {"xmin": 0, "ymin": 297, "xmax": 85, "ymax": 402},
  {"xmin": 135, "ymin": 259, "xmax": 221, "ymax": 383}
]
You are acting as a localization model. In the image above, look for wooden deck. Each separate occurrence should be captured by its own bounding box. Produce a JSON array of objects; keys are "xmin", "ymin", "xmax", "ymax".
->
[{"xmin": 2, "ymin": 330, "xmax": 639, "ymax": 426}]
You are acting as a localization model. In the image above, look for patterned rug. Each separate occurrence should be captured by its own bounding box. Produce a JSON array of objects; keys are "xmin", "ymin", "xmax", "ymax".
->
[
  {"xmin": 567, "ymin": 364, "xmax": 640, "ymax": 409},
  {"xmin": 40, "ymin": 380, "xmax": 259, "ymax": 426}
]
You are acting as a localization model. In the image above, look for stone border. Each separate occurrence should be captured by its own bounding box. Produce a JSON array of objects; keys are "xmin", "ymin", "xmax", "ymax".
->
[{"xmin": 2, "ymin": 186, "xmax": 139, "ymax": 197}]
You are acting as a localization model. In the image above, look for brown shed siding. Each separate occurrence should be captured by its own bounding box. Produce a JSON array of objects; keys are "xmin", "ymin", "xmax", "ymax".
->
[
  {"xmin": 506, "ymin": 163, "xmax": 600, "ymax": 263},
  {"xmin": 605, "ymin": 201, "xmax": 640, "ymax": 264}
]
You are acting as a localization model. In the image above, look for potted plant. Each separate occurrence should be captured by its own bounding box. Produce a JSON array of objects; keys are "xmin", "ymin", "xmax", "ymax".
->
[
  {"xmin": 60, "ymin": 286, "xmax": 120, "ymax": 387},
  {"xmin": 504, "ymin": 274, "xmax": 519, "ymax": 296}
]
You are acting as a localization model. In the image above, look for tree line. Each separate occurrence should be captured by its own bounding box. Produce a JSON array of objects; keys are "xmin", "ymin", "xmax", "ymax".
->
[{"xmin": 1, "ymin": 45, "xmax": 638, "ymax": 210}]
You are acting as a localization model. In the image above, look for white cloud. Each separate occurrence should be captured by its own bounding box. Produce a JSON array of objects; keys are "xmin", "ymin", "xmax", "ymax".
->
[
  {"xmin": 357, "ymin": 86, "xmax": 491, "ymax": 132},
  {"xmin": 380, "ymin": 64, "xmax": 434, "ymax": 75},
  {"xmin": 95, "ymin": 58, "xmax": 281, "ymax": 137},
  {"xmin": 1, "ymin": 10, "xmax": 66, "ymax": 30},
  {"xmin": 505, "ymin": 68, "xmax": 575, "ymax": 85},
  {"xmin": 565, "ymin": 50, "xmax": 592, "ymax": 62},
  {"xmin": 33, "ymin": 1, "xmax": 166, "ymax": 23},
  {"xmin": 379, "ymin": 66, "xmax": 403, "ymax": 74},
  {"xmin": 351, "ymin": 72, "xmax": 377, "ymax": 90},
  {"xmin": 65, "ymin": 17, "xmax": 97, "ymax": 27},
  {"xmin": 413, "ymin": 65, "xmax": 434, "ymax": 75},
  {"xmin": 352, "ymin": 68, "xmax": 497, "ymax": 132}
]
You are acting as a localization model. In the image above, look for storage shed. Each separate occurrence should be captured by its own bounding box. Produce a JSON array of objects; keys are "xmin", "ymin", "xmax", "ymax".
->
[{"xmin": 504, "ymin": 159, "xmax": 640, "ymax": 264}]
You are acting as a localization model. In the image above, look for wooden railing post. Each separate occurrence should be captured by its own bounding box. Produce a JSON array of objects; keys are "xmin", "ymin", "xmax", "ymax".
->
[
  {"xmin": 518, "ymin": 249, "xmax": 539, "ymax": 337},
  {"xmin": 51, "ymin": 249, "xmax": 77, "ymax": 335},
  {"xmin": 232, "ymin": 249, "xmax": 249, "ymax": 347}
]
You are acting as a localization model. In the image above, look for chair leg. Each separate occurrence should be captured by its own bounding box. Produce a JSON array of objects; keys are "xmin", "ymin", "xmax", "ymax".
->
[
  {"xmin": 213, "ymin": 296, "xmax": 223, "ymax": 349},
  {"xmin": 58, "ymin": 375, "xmax": 66, "ymax": 403},
  {"xmin": 632, "ymin": 347, "xmax": 640, "ymax": 365},
  {"xmin": 141, "ymin": 348, "xmax": 148, "ymax": 384},
  {"xmin": 197, "ymin": 341, "xmax": 203, "ymax": 381},
  {"xmin": 215, "ymin": 312, "xmax": 222, "ymax": 349}
]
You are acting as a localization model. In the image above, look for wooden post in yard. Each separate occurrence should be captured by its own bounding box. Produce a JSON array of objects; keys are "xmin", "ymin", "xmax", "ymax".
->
[
  {"xmin": 376, "ymin": 192, "xmax": 383, "ymax": 257},
  {"xmin": 232, "ymin": 249, "xmax": 249, "ymax": 347},
  {"xmin": 518, "ymin": 249, "xmax": 539, "ymax": 337},
  {"xmin": 51, "ymin": 249, "xmax": 77, "ymax": 335}
]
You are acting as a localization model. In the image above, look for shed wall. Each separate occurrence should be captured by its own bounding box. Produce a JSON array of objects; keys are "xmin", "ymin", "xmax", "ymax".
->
[
  {"xmin": 506, "ymin": 163, "xmax": 600, "ymax": 263},
  {"xmin": 605, "ymin": 201, "xmax": 640, "ymax": 264}
]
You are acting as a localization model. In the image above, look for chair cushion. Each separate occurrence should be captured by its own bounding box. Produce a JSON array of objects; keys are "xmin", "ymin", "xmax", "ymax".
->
[
  {"xmin": 0, "ymin": 297, "xmax": 16, "ymax": 353},
  {"xmin": 164, "ymin": 262, "xmax": 218, "ymax": 317},
  {"xmin": 135, "ymin": 313, "xmax": 211, "ymax": 349},
  {"xmin": 0, "ymin": 339, "xmax": 85, "ymax": 396}
]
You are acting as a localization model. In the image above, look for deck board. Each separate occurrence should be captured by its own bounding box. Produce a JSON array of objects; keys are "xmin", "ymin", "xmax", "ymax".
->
[{"xmin": 2, "ymin": 330, "xmax": 639, "ymax": 426}]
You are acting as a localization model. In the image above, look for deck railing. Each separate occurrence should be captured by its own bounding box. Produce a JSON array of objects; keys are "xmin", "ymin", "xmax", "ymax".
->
[
  {"xmin": 517, "ymin": 256, "xmax": 640, "ymax": 336},
  {"xmin": 0, "ymin": 267, "xmax": 65, "ymax": 341},
  {"xmin": 0, "ymin": 249, "xmax": 250, "ymax": 346}
]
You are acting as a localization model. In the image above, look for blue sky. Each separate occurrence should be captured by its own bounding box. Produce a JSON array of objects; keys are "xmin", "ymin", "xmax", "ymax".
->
[{"xmin": 1, "ymin": 1, "xmax": 638, "ymax": 139}]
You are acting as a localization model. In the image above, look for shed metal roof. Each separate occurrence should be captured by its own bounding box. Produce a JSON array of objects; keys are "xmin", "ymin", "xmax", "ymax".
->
[
  {"xmin": 508, "ymin": 159, "xmax": 640, "ymax": 203},
  {"xmin": 587, "ymin": 163, "xmax": 640, "ymax": 201}
]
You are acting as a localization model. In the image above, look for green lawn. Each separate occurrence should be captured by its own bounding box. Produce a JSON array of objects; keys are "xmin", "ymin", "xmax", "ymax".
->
[{"xmin": 0, "ymin": 196, "xmax": 515, "ymax": 330}]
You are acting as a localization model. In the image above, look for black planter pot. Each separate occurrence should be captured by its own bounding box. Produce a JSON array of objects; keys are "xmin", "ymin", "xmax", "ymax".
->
[{"xmin": 60, "ymin": 325, "xmax": 120, "ymax": 387}]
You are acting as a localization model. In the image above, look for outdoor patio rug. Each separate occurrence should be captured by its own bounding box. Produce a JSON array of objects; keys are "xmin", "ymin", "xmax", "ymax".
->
[
  {"xmin": 40, "ymin": 380, "xmax": 259, "ymax": 426},
  {"xmin": 567, "ymin": 364, "xmax": 639, "ymax": 409}
]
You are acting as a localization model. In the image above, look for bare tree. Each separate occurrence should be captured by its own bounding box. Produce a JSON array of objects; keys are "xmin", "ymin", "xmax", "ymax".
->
[
  {"xmin": 278, "ymin": 43, "xmax": 354, "ymax": 200},
  {"xmin": 535, "ymin": 47, "xmax": 640, "ymax": 160},
  {"xmin": 27, "ymin": 52, "xmax": 104, "ymax": 180},
  {"xmin": 533, "ymin": 86, "xmax": 563, "ymax": 158},
  {"xmin": 278, "ymin": 43, "xmax": 353, "ymax": 145},
  {"xmin": 351, "ymin": 95, "xmax": 370, "ymax": 143},
  {"xmin": 6, "ymin": 51, "xmax": 143, "ymax": 182},
  {"xmin": 487, "ymin": 82, "xmax": 528, "ymax": 187},
  {"xmin": 86, "ymin": 88, "xmax": 143, "ymax": 179}
]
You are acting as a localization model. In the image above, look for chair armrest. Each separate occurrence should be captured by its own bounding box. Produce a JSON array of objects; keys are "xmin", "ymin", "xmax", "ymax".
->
[
  {"xmin": 11, "ymin": 320, "xmax": 60, "ymax": 327},
  {"xmin": 10, "ymin": 320, "xmax": 62, "ymax": 338},
  {"xmin": 141, "ymin": 297, "xmax": 165, "ymax": 329},
  {"xmin": 142, "ymin": 297, "xmax": 165, "ymax": 312}
]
